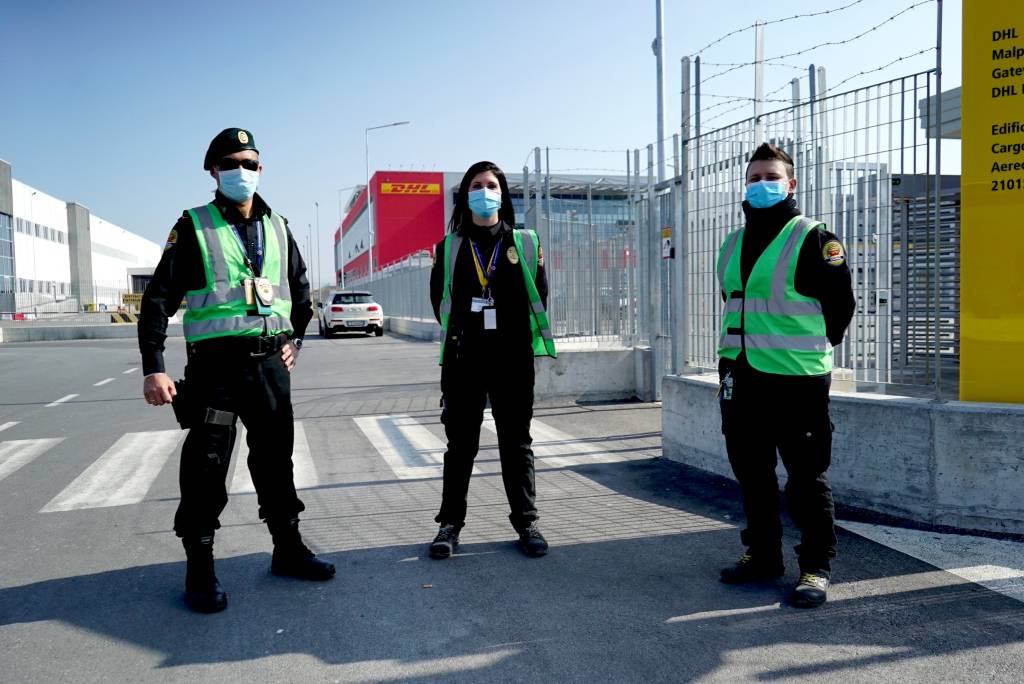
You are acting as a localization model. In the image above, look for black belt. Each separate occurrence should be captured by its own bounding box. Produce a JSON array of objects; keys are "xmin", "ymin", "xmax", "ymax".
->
[{"xmin": 189, "ymin": 333, "xmax": 290, "ymax": 358}]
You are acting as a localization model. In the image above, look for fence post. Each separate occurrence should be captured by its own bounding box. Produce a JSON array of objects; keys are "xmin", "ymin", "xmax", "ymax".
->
[
  {"xmin": 677, "ymin": 55, "xmax": 691, "ymax": 374},
  {"xmin": 647, "ymin": 144, "xmax": 661, "ymax": 400}
]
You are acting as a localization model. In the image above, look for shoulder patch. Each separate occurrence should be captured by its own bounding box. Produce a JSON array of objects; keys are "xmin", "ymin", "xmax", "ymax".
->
[
  {"xmin": 822, "ymin": 240, "xmax": 845, "ymax": 266},
  {"xmin": 164, "ymin": 229, "xmax": 178, "ymax": 252}
]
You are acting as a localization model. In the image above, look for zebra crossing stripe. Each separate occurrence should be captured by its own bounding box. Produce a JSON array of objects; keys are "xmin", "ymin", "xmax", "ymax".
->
[
  {"xmin": 0, "ymin": 439, "xmax": 64, "ymax": 484},
  {"xmin": 292, "ymin": 422, "xmax": 318, "ymax": 490},
  {"xmin": 228, "ymin": 426, "xmax": 255, "ymax": 494},
  {"xmin": 0, "ymin": 422, "xmax": 20, "ymax": 434},
  {"xmin": 40, "ymin": 431, "xmax": 182, "ymax": 512},
  {"xmin": 353, "ymin": 414, "xmax": 464, "ymax": 480},
  {"xmin": 229, "ymin": 421, "xmax": 318, "ymax": 494},
  {"xmin": 482, "ymin": 409, "xmax": 645, "ymax": 468}
]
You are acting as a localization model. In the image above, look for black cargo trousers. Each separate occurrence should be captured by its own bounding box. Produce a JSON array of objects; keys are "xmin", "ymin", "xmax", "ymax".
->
[
  {"xmin": 719, "ymin": 363, "xmax": 838, "ymax": 573},
  {"xmin": 436, "ymin": 345, "xmax": 538, "ymax": 531},
  {"xmin": 173, "ymin": 341, "xmax": 305, "ymax": 538}
]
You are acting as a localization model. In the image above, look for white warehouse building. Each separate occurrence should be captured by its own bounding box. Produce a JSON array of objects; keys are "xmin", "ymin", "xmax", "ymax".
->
[{"xmin": 0, "ymin": 158, "xmax": 162, "ymax": 316}]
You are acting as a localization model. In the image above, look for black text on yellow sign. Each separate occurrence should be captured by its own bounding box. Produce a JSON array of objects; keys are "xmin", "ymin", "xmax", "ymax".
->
[{"xmin": 961, "ymin": 0, "xmax": 1024, "ymax": 403}]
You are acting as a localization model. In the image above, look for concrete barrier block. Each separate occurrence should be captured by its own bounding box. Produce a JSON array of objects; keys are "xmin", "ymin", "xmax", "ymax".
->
[
  {"xmin": 534, "ymin": 348, "xmax": 635, "ymax": 403},
  {"xmin": 661, "ymin": 374, "xmax": 1024, "ymax": 535},
  {"xmin": 930, "ymin": 402, "xmax": 1024, "ymax": 533}
]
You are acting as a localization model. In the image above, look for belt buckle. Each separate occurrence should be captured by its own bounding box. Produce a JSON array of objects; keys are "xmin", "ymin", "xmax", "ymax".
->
[{"xmin": 249, "ymin": 336, "xmax": 270, "ymax": 357}]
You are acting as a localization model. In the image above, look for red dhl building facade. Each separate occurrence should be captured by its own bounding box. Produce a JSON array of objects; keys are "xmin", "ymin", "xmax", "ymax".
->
[{"xmin": 335, "ymin": 171, "xmax": 446, "ymax": 283}]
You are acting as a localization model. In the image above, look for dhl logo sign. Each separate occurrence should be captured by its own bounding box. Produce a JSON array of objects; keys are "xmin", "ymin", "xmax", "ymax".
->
[{"xmin": 380, "ymin": 182, "xmax": 440, "ymax": 195}]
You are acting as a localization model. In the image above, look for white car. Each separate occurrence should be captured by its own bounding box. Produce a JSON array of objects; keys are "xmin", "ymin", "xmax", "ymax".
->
[{"xmin": 318, "ymin": 290, "xmax": 384, "ymax": 337}]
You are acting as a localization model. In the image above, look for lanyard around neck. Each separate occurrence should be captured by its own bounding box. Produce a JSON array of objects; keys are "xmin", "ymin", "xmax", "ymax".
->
[{"xmin": 469, "ymin": 238, "xmax": 501, "ymax": 293}]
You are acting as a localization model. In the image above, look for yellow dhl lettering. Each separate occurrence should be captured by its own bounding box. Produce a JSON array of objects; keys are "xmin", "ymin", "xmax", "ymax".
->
[{"xmin": 380, "ymin": 183, "xmax": 441, "ymax": 194}]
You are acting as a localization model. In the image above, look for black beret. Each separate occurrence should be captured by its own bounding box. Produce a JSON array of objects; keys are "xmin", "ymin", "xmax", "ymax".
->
[{"xmin": 203, "ymin": 127, "xmax": 259, "ymax": 170}]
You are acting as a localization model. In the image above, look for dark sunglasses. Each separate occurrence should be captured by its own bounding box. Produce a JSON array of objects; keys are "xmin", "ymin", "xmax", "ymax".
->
[{"xmin": 217, "ymin": 158, "xmax": 259, "ymax": 171}]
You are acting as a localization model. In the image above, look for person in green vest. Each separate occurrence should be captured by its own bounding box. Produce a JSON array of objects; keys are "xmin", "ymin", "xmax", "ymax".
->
[
  {"xmin": 138, "ymin": 127, "xmax": 335, "ymax": 614},
  {"xmin": 716, "ymin": 143, "xmax": 855, "ymax": 608},
  {"xmin": 428, "ymin": 161, "xmax": 556, "ymax": 559}
]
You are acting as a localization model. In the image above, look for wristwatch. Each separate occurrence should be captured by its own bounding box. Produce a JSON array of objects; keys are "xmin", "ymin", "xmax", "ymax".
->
[{"xmin": 291, "ymin": 338, "xmax": 303, "ymax": 351}]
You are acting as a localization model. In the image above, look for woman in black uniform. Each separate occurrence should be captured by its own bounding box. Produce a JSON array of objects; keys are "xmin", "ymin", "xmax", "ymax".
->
[{"xmin": 427, "ymin": 161, "xmax": 556, "ymax": 559}]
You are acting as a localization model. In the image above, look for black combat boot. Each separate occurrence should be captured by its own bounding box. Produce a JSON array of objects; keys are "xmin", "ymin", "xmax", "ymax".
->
[
  {"xmin": 516, "ymin": 522, "xmax": 549, "ymax": 557},
  {"xmin": 182, "ymin": 535, "xmax": 228, "ymax": 613},
  {"xmin": 719, "ymin": 552, "xmax": 785, "ymax": 584},
  {"xmin": 267, "ymin": 518, "xmax": 336, "ymax": 580}
]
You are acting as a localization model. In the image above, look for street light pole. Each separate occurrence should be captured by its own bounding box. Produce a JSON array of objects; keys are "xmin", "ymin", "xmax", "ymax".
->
[
  {"xmin": 314, "ymin": 200, "xmax": 321, "ymax": 300},
  {"xmin": 364, "ymin": 121, "xmax": 410, "ymax": 282}
]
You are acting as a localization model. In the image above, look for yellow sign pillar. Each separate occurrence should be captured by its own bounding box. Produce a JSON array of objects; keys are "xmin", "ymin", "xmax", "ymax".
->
[{"xmin": 961, "ymin": 0, "xmax": 1024, "ymax": 402}]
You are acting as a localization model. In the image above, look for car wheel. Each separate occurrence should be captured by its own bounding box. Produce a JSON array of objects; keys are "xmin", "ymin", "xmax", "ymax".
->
[
  {"xmin": 374, "ymin": 328, "xmax": 383, "ymax": 337},
  {"xmin": 318, "ymin": 320, "xmax": 325, "ymax": 337}
]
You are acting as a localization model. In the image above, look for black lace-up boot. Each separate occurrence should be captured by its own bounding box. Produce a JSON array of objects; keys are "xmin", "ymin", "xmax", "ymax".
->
[
  {"xmin": 182, "ymin": 535, "xmax": 228, "ymax": 613},
  {"xmin": 267, "ymin": 518, "xmax": 336, "ymax": 580}
]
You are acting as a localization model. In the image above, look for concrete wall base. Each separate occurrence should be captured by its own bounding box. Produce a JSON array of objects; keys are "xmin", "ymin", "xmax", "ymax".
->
[
  {"xmin": 662, "ymin": 374, "xmax": 1024, "ymax": 536},
  {"xmin": 0, "ymin": 324, "xmax": 183, "ymax": 344}
]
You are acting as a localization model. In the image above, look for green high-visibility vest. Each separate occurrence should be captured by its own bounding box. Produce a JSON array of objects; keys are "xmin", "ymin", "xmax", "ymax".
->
[
  {"xmin": 182, "ymin": 203, "xmax": 294, "ymax": 343},
  {"xmin": 438, "ymin": 228, "xmax": 557, "ymax": 365},
  {"xmin": 717, "ymin": 215, "xmax": 832, "ymax": 376}
]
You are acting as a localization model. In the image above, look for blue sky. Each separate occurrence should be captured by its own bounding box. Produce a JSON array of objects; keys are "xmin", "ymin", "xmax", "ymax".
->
[{"xmin": 1, "ymin": 0, "xmax": 959, "ymax": 284}]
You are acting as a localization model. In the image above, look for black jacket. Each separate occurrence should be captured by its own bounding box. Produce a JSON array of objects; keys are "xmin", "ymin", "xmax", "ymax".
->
[
  {"xmin": 138, "ymin": 192, "xmax": 313, "ymax": 375},
  {"xmin": 721, "ymin": 197, "xmax": 856, "ymax": 373},
  {"xmin": 429, "ymin": 221, "xmax": 548, "ymax": 359}
]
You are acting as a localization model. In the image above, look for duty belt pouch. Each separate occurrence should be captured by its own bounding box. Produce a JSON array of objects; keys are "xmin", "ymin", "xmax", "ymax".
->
[
  {"xmin": 171, "ymin": 379, "xmax": 197, "ymax": 430},
  {"xmin": 253, "ymin": 276, "xmax": 274, "ymax": 316}
]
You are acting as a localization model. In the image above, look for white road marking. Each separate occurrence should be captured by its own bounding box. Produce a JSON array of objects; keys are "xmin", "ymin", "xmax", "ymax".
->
[
  {"xmin": 841, "ymin": 521, "xmax": 1024, "ymax": 604},
  {"xmin": 0, "ymin": 422, "xmax": 19, "ymax": 433},
  {"xmin": 123, "ymin": 368, "xmax": 139, "ymax": 375},
  {"xmin": 41, "ymin": 431, "xmax": 182, "ymax": 512},
  {"xmin": 0, "ymin": 438, "xmax": 64, "ymax": 483},
  {"xmin": 229, "ymin": 425, "xmax": 255, "ymax": 494},
  {"xmin": 481, "ymin": 409, "xmax": 649, "ymax": 468},
  {"xmin": 354, "ymin": 414, "xmax": 469, "ymax": 480},
  {"xmin": 292, "ymin": 421, "xmax": 319, "ymax": 489},
  {"xmin": 93, "ymin": 378, "xmax": 115, "ymax": 387},
  {"xmin": 229, "ymin": 421, "xmax": 318, "ymax": 493},
  {"xmin": 45, "ymin": 394, "xmax": 78, "ymax": 408}
]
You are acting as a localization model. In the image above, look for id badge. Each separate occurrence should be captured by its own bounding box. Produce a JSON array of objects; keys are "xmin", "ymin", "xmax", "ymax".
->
[
  {"xmin": 483, "ymin": 307, "xmax": 497, "ymax": 330},
  {"xmin": 242, "ymin": 278, "xmax": 255, "ymax": 306},
  {"xmin": 471, "ymin": 297, "xmax": 489, "ymax": 313},
  {"xmin": 253, "ymin": 276, "xmax": 274, "ymax": 315}
]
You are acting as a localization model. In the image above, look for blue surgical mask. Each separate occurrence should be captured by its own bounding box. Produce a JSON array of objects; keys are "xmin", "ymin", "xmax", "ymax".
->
[
  {"xmin": 467, "ymin": 188, "xmax": 502, "ymax": 218},
  {"xmin": 745, "ymin": 180, "xmax": 789, "ymax": 209},
  {"xmin": 218, "ymin": 168, "xmax": 260, "ymax": 203}
]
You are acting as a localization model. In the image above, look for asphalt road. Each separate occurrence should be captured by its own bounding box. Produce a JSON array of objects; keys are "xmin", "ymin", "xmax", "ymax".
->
[{"xmin": 0, "ymin": 329, "xmax": 1021, "ymax": 682}]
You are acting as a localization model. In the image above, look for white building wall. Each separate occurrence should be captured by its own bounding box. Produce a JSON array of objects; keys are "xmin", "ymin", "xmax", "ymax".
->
[
  {"xmin": 10, "ymin": 180, "xmax": 71, "ymax": 308},
  {"xmin": 89, "ymin": 215, "xmax": 161, "ymax": 308}
]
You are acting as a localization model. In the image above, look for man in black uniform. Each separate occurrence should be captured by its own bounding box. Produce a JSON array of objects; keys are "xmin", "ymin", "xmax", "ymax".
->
[
  {"xmin": 139, "ymin": 127, "xmax": 334, "ymax": 614},
  {"xmin": 716, "ymin": 143, "xmax": 855, "ymax": 608},
  {"xmin": 426, "ymin": 162, "xmax": 553, "ymax": 558}
]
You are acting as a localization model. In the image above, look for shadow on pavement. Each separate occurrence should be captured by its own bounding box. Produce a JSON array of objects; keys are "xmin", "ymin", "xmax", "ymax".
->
[{"xmin": 2, "ymin": 456, "xmax": 1023, "ymax": 681}]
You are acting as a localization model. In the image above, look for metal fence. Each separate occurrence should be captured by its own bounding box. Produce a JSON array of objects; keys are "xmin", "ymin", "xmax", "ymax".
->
[
  {"xmin": 4, "ymin": 280, "xmax": 141, "ymax": 317},
  {"xmin": 350, "ymin": 70, "xmax": 958, "ymax": 399},
  {"xmin": 674, "ymin": 70, "xmax": 954, "ymax": 396}
]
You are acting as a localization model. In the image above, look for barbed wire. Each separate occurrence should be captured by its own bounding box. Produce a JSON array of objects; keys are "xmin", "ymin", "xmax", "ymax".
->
[
  {"xmin": 690, "ymin": 0, "xmax": 869, "ymax": 57},
  {"xmin": 699, "ymin": 61, "xmax": 807, "ymax": 70},
  {"xmin": 699, "ymin": 0, "xmax": 935, "ymax": 85},
  {"xmin": 824, "ymin": 46, "xmax": 936, "ymax": 93},
  {"xmin": 547, "ymin": 146, "xmax": 629, "ymax": 154},
  {"xmin": 693, "ymin": 46, "xmax": 937, "ymax": 135}
]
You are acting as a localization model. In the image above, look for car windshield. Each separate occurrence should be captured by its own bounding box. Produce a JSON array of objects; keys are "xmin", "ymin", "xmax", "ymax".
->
[{"xmin": 332, "ymin": 293, "xmax": 373, "ymax": 305}]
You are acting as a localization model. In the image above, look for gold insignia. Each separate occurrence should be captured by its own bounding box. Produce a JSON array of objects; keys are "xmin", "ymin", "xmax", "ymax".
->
[
  {"xmin": 822, "ymin": 240, "xmax": 846, "ymax": 266},
  {"xmin": 237, "ymin": 130, "xmax": 249, "ymax": 144},
  {"xmin": 164, "ymin": 229, "xmax": 177, "ymax": 252},
  {"xmin": 538, "ymin": 246, "xmax": 545, "ymax": 267},
  {"xmin": 507, "ymin": 246, "xmax": 519, "ymax": 265}
]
